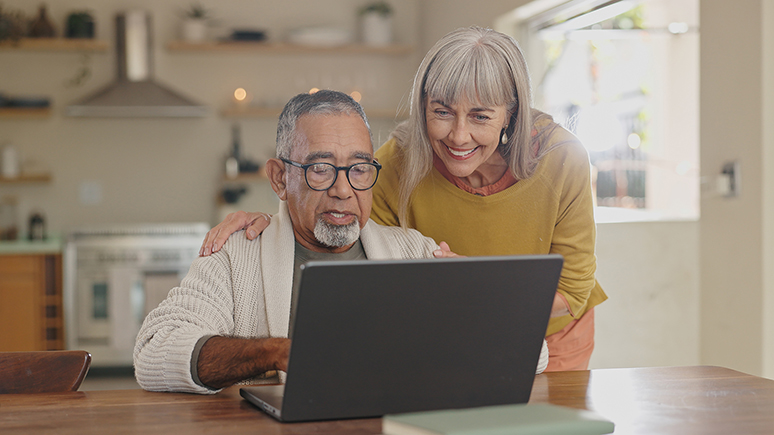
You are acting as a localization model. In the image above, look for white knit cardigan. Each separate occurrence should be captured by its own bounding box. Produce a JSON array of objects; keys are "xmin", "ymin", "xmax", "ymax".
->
[{"xmin": 133, "ymin": 201, "xmax": 442, "ymax": 394}]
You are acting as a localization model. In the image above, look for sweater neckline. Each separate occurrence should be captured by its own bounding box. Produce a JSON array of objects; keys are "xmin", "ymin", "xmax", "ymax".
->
[{"xmin": 431, "ymin": 152, "xmax": 517, "ymax": 197}]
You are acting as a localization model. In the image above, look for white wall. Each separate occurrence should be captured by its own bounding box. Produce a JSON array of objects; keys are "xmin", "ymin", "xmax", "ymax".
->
[
  {"xmin": 592, "ymin": 221, "xmax": 700, "ymax": 369},
  {"xmin": 699, "ymin": 0, "xmax": 766, "ymax": 377},
  {"xmin": 764, "ymin": 0, "xmax": 774, "ymax": 380},
  {"xmin": 418, "ymin": 0, "xmax": 532, "ymax": 52}
]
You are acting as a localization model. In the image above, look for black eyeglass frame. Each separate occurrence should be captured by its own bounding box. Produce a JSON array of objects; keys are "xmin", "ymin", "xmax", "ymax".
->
[{"xmin": 280, "ymin": 158, "xmax": 382, "ymax": 191}]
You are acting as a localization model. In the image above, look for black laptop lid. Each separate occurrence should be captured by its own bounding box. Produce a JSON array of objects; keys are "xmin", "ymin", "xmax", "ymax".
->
[{"xmin": 278, "ymin": 254, "xmax": 563, "ymax": 422}]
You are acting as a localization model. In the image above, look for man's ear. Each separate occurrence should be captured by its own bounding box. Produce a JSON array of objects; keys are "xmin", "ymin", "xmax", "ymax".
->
[{"xmin": 265, "ymin": 158, "xmax": 288, "ymax": 201}]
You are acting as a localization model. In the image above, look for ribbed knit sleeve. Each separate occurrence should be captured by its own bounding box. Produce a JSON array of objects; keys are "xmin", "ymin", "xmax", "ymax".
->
[
  {"xmin": 536, "ymin": 340, "xmax": 549, "ymax": 374},
  {"xmin": 133, "ymin": 205, "xmax": 294, "ymax": 394},
  {"xmin": 133, "ymin": 246, "xmax": 241, "ymax": 394}
]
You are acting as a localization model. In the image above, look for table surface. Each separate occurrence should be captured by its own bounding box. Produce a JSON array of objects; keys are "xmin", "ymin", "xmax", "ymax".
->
[{"xmin": 1, "ymin": 365, "xmax": 773, "ymax": 434}]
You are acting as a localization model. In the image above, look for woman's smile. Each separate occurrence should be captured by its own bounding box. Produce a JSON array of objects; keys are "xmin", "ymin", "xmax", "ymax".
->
[{"xmin": 445, "ymin": 145, "xmax": 480, "ymax": 159}]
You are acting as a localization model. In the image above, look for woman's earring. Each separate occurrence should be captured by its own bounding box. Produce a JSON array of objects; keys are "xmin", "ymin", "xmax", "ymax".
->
[{"xmin": 501, "ymin": 128, "xmax": 508, "ymax": 144}]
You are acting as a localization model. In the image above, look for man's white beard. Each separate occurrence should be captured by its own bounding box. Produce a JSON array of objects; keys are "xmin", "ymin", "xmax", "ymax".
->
[{"xmin": 314, "ymin": 218, "xmax": 360, "ymax": 248}]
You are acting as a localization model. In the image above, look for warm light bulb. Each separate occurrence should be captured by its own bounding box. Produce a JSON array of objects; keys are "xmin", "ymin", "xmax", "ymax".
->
[
  {"xmin": 350, "ymin": 91, "xmax": 362, "ymax": 103},
  {"xmin": 627, "ymin": 133, "xmax": 641, "ymax": 149},
  {"xmin": 234, "ymin": 88, "xmax": 248, "ymax": 101}
]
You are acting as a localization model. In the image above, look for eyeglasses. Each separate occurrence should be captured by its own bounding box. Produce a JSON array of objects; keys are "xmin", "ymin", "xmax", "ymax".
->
[{"xmin": 280, "ymin": 158, "xmax": 382, "ymax": 191}]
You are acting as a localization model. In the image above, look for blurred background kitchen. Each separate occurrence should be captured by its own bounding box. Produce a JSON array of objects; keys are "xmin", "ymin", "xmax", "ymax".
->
[{"xmin": 2, "ymin": 0, "xmax": 773, "ymax": 389}]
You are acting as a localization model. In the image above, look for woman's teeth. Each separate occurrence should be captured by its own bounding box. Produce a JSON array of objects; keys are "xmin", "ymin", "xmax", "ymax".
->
[{"xmin": 448, "ymin": 146, "xmax": 477, "ymax": 157}]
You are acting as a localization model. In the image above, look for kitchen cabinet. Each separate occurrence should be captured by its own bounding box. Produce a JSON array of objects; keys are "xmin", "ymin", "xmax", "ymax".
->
[{"xmin": 0, "ymin": 253, "xmax": 64, "ymax": 351}]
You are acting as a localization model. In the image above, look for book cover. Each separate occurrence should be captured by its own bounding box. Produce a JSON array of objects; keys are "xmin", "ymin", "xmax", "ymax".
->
[{"xmin": 382, "ymin": 403, "xmax": 615, "ymax": 435}]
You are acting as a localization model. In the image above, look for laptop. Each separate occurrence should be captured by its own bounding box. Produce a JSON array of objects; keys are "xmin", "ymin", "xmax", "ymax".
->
[{"xmin": 240, "ymin": 254, "xmax": 563, "ymax": 422}]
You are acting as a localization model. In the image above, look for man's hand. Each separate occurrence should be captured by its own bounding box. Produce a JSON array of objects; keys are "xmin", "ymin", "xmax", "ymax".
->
[
  {"xmin": 433, "ymin": 241, "xmax": 463, "ymax": 258},
  {"xmin": 197, "ymin": 336, "xmax": 291, "ymax": 389},
  {"xmin": 199, "ymin": 211, "xmax": 272, "ymax": 256}
]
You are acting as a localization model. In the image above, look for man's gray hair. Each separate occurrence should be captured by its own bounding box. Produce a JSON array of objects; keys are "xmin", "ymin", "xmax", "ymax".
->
[{"xmin": 276, "ymin": 90, "xmax": 372, "ymax": 159}]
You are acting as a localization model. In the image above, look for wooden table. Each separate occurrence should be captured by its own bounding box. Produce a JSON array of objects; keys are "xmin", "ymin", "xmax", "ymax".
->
[{"xmin": 1, "ymin": 366, "xmax": 773, "ymax": 434}]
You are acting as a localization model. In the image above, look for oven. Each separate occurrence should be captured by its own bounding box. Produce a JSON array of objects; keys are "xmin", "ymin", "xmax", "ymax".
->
[{"xmin": 63, "ymin": 223, "xmax": 208, "ymax": 368}]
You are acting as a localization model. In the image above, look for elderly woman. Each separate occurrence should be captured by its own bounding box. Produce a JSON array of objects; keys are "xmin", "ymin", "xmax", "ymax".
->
[{"xmin": 201, "ymin": 27, "xmax": 606, "ymax": 371}]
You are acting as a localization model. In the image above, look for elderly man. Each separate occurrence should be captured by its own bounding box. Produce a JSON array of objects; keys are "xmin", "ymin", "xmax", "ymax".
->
[{"xmin": 133, "ymin": 91, "xmax": 457, "ymax": 394}]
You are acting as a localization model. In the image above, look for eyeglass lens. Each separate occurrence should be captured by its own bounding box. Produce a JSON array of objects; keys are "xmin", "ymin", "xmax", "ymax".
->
[{"xmin": 306, "ymin": 163, "xmax": 378, "ymax": 190}]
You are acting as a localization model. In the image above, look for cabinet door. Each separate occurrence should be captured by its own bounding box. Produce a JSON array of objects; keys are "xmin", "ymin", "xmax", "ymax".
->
[{"xmin": 0, "ymin": 255, "xmax": 44, "ymax": 351}]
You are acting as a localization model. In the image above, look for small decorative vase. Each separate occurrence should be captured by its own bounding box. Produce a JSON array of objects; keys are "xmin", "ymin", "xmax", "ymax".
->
[
  {"xmin": 29, "ymin": 5, "xmax": 56, "ymax": 38},
  {"xmin": 182, "ymin": 18, "xmax": 207, "ymax": 43},
  {"xmin": 361, "ymin": 12, "xmax": 392, "ymax": 46}
]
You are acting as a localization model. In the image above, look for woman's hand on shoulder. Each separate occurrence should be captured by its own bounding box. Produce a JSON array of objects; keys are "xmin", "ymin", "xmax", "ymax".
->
[
  {"xmin": 199, "ymin": 211, "xmax": 272, "ymax": 256},
  {"xmin": 433, "ymin": 241, "xmax": 464, "ymax": 258}
]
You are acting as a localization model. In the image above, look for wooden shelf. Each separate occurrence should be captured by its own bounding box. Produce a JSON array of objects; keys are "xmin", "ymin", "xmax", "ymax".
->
[
  {"xmin": 0, "ymin": 173, "xmax": 52, "ymax": 184},
  {"xmin": 222, "ymin": 106, "xmax": 407, "ymax": 120},
  {"xmin": 167, "ymin": 40, "xmax": 412, "ymax": 55},
  {"xmin": 0, "ymin": 107, "xmax": 52, "ymax": 119},
  {"xmin": 223, "ymin": 171, "xmax": 269, "ymax": 183},
  {"xmin": 0, "ymin": 38, "xmax": 108, "ymax": 52}
]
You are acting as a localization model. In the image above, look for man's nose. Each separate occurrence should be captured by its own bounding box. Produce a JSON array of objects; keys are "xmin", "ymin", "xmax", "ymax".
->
[{"xmin": 327, "ymin": 169, "xmax": 354, "ymax": 198}]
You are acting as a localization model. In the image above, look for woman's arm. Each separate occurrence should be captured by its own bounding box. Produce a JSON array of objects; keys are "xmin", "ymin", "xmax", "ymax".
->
[
  {"xmin": 548, "ymin": 140, "xmax": 599, "ymax": 320},
  {"xmin": 199, "ymin": 212, "xmax": 460, "ymax": 258},
  {"xmin": 199, "ymin": 211, "xmax": 272, "ymax": 256}
]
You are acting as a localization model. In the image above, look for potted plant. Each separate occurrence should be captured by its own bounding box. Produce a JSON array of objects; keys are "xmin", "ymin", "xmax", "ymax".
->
[
  {"xmin": 180, "ymin": 3, "xmax": 210, "ymax": 43},
  {"xmin": 359, "ymin": 1, "xmax": 393, "ymax": 46}
]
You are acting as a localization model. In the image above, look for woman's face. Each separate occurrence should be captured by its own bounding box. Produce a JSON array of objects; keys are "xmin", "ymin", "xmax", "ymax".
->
[{"xmin": 424, "ymin": 97, "xmax": 510, "ymax": 184}]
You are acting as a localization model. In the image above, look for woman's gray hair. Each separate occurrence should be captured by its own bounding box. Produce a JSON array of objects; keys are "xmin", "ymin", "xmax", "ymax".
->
[
  {"xmin": 392, "ymin": 26, "xmax": 555, "ymax": 227},
  {"xmin": 276, "ymin": 90, "xmax": 372, "ymax": 159}
]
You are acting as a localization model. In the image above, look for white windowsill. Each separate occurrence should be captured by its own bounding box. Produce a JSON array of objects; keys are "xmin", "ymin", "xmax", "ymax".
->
[{"xmin": 594, "ymin": 206, "xmax": 698, "ymax": 224}]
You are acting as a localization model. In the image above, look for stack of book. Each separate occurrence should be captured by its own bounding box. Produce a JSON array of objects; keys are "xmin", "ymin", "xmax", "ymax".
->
[{"xmin": 382, "ymin": 403, "xmax": 614, "ymax": 435}]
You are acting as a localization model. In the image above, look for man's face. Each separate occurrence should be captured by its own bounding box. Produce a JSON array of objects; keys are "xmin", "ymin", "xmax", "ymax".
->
[{"xmin": 273, "ymin": 113, "xmax": 374, "ymax": 253}]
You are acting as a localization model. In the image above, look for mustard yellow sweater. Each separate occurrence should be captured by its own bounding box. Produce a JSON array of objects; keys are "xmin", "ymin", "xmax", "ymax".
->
[{"xmin": 372, "ymin": 128, "xmax": 607, "ymax": 336}]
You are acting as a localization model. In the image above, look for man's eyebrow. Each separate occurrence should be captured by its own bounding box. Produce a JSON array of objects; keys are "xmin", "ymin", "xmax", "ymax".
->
[
  {"xmin": 303, "ymin": 151, "xmax": 372, "ymax": 163},
  {"xmin": 352, "ymin": 151, "xmax": 373, "ymax": 161},
  {"xmin": 303, "ymin": 151, "xmax": 334, "ymax": 162}
]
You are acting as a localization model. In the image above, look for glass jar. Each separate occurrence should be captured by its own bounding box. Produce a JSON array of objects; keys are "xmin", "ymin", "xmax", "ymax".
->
[{"xmin": 0, "ymin": 196, "xmax": 19, "ymax": 240}]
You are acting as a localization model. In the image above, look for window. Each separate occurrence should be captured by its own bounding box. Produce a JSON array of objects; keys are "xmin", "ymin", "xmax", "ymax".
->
[{"xmin": 498, "ymin": 0, "xmax": 699, "ymax": 221}]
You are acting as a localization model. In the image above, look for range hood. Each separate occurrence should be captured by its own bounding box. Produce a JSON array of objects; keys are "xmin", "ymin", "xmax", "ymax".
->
[{"xmin": 66, "ymin": 10, "xmax": 208, "ymax": 118}]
